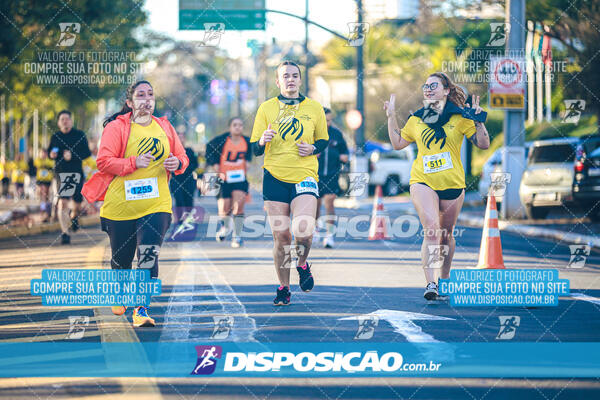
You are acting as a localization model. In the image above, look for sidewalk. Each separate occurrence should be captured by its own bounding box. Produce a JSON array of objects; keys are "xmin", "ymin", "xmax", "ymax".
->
[{"xmin": 337, "ymin": 190, "xmax": 600, "ymax": 250}]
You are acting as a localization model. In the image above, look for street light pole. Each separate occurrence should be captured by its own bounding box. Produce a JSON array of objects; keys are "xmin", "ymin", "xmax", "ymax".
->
[{"xmin": 355, "ymin": 0, "xmax": 365, "ymax": 155}]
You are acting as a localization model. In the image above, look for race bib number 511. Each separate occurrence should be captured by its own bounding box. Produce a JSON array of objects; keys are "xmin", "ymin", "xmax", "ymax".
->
[
  {"xmin": 423, "ymin": 152, "xmax": 453, "ymax": 174},
  {"xmin": 125, "ymin": 177, "xmax": 159, "ymax": 201}
]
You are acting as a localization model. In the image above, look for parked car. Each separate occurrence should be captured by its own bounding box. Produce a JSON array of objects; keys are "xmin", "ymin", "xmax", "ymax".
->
[
  {"xmin": 572, "ymin": 133, "xmax": 600, "ymax": 221},
  {"xmin": 368, "ymin": 146, "xmax": 416, "ymax": 196},
  {"xmin": 478, "ymin": 143, "xmax": 531, "ymax": 200},
  {"xmin": 519, "ymin": 137, "xmax": 578, "ymax": 219}
]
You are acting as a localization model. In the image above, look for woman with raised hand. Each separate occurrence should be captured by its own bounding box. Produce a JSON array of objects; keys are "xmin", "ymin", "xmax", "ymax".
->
[{"xmin": 384, "ymin": 72, "xmax": 490, "ymax": 300}]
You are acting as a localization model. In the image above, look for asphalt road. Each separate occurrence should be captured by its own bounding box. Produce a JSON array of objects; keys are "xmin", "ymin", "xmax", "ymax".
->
[{"xmin": 1, "ymin": 194, "xmax": 599, "ymax": 399}]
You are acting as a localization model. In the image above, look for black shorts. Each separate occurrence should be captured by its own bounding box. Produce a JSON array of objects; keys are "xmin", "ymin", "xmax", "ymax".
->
[
  {"xmin": 55, "ymin": 172, "xmax": 84, "ymax": 203},
  {"xmin": 318, "ymin": 174, "xmax": 340, "ymax": 196},
  {"xmin": 217, "ymin": 180, "xmax": 249, "ymax": 199},
  {"xmin": 416, "ymin": 182, "xmax": 464, "ymax": 200},
  {"xmin": 263, "ymin": 169, "xmax": 319, "ymax": 204},
  {"xmin": 37, "ymin": 181, "xmax": 51, "ymax": 187}
]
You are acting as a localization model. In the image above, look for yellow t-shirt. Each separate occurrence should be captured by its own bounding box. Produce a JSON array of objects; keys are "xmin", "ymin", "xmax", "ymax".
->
[
  {"xmin": 401, "ymin": 114, "xmax": 476, "ymax": 191},
  {"xmin": 34, "ymin": 158, "xmax": 54, "ymax": 182},
  {"xmin": 82, "ymin": 156, "xmax": 97, "ymax": 181},
  {"xmin": 10, "ymin": 160, "xmax": 28, "ymax": 184},
  {"xmin": 100, "ymin": 120, "xmax": 172, "ymax": 220},
  {"xmin": 250, "ymin": 96, "xmax": 328, "ymax": 183}
]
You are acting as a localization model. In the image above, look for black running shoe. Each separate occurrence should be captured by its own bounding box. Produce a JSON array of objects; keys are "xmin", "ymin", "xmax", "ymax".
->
[
  {"xmin": 424, "ymin": 282, "xmax": 438, "ymax": 300},
  {"xmin": 273, "ymin": 286, "xmax": 291, "ymax": 306},
  {"xmin": 296, "ymin": 262, "xmax": 314, "ymax": 292},
  {"xmin": 61, "ymin": 233, "xmax": 71, "ymax": 245},
  {"xmin": 70, "ymin": 216, "xmax": 80, "ymax": 232}
]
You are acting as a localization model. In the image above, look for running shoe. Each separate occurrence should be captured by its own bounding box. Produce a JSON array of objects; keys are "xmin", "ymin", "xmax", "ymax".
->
[
  {"xmin": 296, "ymin": 262, "xmax": 314, "ymax": 292},
  {"xmin": 424, "ymin": 282, "xmax": 439, "ymax": 300},
  {"xmin": 111, "ymin": 305, "xmax": 126, "ymax": 315},
  {"xmin": 61, "ymin": 232, "xmax": 71, "ymax": 245},
  {"xmin": 231, "ymin": 237, "xmax": 243, "ymax": 248},
  {"xmin": 323, "ymin": 235, "xmax": 335, "ymax": 249},
  {"xmin": 215, "ymin": 225, "xmax": 228, "ymax": 242},
  {"xmin": 70, "ymin": 216, "xmax": 80, "ymax": 232},
  {"xmin": 132, "ymin": 306, "xmax": 155, "ymax": 327},
  {"xmin": 273, "ymin": 286, "xmax": 291, "ymax": 306}
]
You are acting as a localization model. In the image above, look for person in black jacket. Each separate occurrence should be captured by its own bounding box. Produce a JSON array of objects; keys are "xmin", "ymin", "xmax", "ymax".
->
[
  {"xmin": 170, "ymin": 131, "xmax": 199, "ymax": 224},
  {"xmin": 48, "ymin": 110, "xmax": 91, "ymax": 244},
  {"xmin": 316, "ymin": 108, "xmax": 349, "ymax": 248},
  {"xmin": 205, "ymin": 117, "xmax": 252, "ymax": 248}
]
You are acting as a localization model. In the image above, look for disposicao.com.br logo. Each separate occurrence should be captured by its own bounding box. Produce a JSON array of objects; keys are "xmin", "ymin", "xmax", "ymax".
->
[{"xmin": 192, "ymin": 347, "xmax": 441, "ymax": 375}]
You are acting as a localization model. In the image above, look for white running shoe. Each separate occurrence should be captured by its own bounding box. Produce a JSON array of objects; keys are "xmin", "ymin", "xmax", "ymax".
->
[
  {"xmin": 323, "ymin": 235, "xmax": 335, "ymax": 249},
  {"xmin": 215, "ymin": 226, "xmax": 228, "ymax": 242}
]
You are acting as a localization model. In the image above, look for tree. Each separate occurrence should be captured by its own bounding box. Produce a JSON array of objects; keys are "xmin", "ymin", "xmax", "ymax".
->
[
  {"xmin": 526, "ymin": 0, "xmax": 600, "ymax": 126},
  {"xmin": 0, "ymin": 0, "xmax": 148, "ymax": 131}
]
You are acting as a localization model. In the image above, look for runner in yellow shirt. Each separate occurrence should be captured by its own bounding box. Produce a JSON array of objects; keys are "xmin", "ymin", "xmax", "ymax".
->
[
  {"xmin": 384, "ymin": 72, "xmax": 490, "ymax": 300},
  {"xmin": 0, "ymin": 157, "xmax": 9, "ymax": 199},
  {"xmin": 92, "ymin": 80, "xmax": 188, "ymax": 328},
  {"xmin": 10, "ymin": 154, "xmax": 28, "ymax": 200},
  {"xmin": 34, "ymin": 150, "xmax": 54, "ymax": 222},
  {"xmin": 251, "ymin": 60, "xmax": 329, "ymax": 305}
]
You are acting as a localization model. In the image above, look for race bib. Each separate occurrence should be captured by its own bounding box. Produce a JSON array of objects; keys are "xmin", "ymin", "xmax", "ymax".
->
[
  {"xmin": 125, "ymin": 177, "xmax": 159, "ymax": 201},
  {"xmin": 423, "ymin": 152, "xmax": 453, "ymax": 174},
  {"xmin": 226, "ymin": 169, "xmax": 245, "ymax": 183},
  {"xmin": 295, "ymin": 176, "xmax": 318, "ymax": 195}
]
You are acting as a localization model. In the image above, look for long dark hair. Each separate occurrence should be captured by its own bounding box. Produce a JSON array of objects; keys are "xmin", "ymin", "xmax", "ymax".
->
[
  {"xmin": 428, "ymin": 72, "xmax": 467, "ymax": 108},
  {"xmin": 103, "ymin": 80, "xmax": 152, "ymax": 127}
]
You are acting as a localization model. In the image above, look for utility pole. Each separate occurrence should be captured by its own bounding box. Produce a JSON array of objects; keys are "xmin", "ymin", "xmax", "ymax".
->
[
  {"xmin": 501, "ymin": 0, "xmax": 526, "ymax": 219},
  {"xmin": 304, "ymin": 0, "xmax": 309, "ymax": 94}
]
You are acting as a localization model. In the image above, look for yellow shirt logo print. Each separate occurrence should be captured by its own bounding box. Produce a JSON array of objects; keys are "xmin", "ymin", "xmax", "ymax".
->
[
  {"xmin": 421, "ymin": 127, "xmax": 446, "ymax": 150},
  {"xmin": 278, "ymin": 117, "xmax": 304, "ymax": 141},
  {"xmin": 137, "ymin": 137, "xmax": 165, "ymax": 160}
]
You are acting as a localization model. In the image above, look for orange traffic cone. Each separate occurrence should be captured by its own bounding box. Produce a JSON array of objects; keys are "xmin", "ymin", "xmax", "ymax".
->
[
  {"xmin": 476, "ymin": 195, "xmax": 505, "ymax": 269},
  {"xmin": 368, "ymin": 185, "xmax": 389, "ymax": 240}
]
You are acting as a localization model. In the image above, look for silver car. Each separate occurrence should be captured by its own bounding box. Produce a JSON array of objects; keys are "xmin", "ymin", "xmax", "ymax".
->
[{"xmin": 519, "ymin": 138, "xmax": 578, "ymax": 219}]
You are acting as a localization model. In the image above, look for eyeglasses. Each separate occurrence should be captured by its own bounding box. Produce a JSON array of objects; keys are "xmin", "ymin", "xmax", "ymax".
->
[{"xmin": 422, "ymin": 82, "xmax": 439, "ymax": 91}]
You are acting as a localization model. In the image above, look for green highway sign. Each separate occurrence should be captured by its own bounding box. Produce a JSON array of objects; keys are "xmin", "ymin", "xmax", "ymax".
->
[{"xmin": 179, "ymin": 0, "xmax": 266, "ymax": 31}]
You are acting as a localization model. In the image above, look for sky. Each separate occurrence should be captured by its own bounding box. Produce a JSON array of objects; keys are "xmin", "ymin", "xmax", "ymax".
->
[{"xmin": 143, "ymin": 0, "xmax": 358, "ymax": 58}]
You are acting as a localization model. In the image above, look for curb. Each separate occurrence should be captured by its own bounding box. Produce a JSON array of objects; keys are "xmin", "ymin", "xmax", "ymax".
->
[
  {"xmin": 458, "ymin": 212, "xmax": 600, "ymax": 249},
  {"xmin": 0, "ymin": 215, "xmax": 100, "ymax": 240}
]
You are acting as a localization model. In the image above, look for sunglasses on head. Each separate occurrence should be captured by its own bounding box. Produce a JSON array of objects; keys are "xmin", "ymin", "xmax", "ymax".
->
[{"xmin": 422, "ymin": 82, "xmax": 439, "ymax": 91}]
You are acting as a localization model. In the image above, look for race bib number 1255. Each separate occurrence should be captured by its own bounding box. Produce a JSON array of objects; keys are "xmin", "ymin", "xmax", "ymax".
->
[{"xmin": 125, "ymin": 177, "xmax": 159, "ymax": 201}]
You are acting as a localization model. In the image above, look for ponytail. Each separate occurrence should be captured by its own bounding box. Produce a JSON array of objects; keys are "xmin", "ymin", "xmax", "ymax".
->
[
  {"xmin": 428, "ymin": 72, "xmax": 467, "ymax": 108},
  {"xmin": 103, "ymin": 80, "xmax": 152, "ymax": 127}
]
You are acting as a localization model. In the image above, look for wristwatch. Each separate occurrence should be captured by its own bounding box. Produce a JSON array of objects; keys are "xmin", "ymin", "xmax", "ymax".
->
[{"xmin": 311, "ymin": 145, "xmax": 317, "ymax": 155}]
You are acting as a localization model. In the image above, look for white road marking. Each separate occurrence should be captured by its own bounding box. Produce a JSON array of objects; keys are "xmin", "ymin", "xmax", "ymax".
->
[
  {"xmin": 571, "ymin": 293, "xmax": 600, "ymax": 306},
  {"xmin": 340, "ymin": 309, "xmax": 454, "ymax": 343}
]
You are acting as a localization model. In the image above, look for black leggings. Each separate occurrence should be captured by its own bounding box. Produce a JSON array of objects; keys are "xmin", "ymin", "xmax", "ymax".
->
[{"xmin": 100, "ymin": 212, "xmax": 171, "ymax": 278}]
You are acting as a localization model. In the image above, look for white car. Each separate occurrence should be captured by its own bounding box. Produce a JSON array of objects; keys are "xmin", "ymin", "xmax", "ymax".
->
[
  {"xmin": 478, "ymin": 144, "xmax": 531, "ymax": 200},
  {"xmin": 368, "ymin": 146, "xmax": 416, "ymax": 196}
]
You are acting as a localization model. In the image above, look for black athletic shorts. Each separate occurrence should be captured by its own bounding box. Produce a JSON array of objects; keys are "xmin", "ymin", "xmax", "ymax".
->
[
  {"xmin": 55, "ymin": 171, "xmax": 84, "ymax": 203},
  {"xmin": 416, "ymin": 182, "xmax": 464, "ymax": 200},
  {"xmin": 318, "ymin": 174, "xmax": 340, "ymax": 196},
  {"xmin": 217, "ymin": 180, "xmax": 249, "ymax": 199},
  {"xmin": 263, "ymin": 169, "xmax": 319, "ymax": 204}
]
